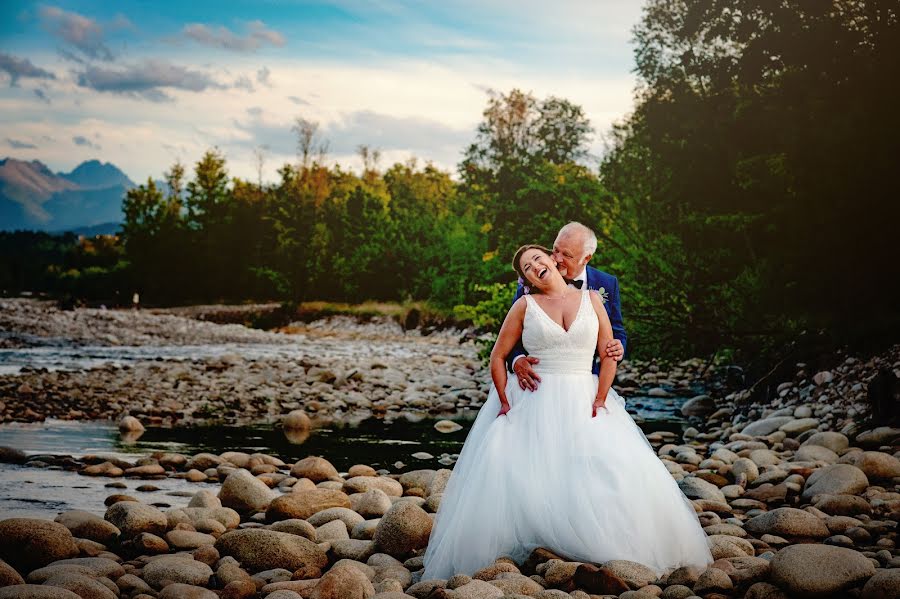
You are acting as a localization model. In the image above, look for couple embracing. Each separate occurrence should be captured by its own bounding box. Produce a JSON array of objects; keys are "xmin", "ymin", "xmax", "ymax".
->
[{"xmin": 422, "ymin": 222, "xmax": 713, "ymax": 579}]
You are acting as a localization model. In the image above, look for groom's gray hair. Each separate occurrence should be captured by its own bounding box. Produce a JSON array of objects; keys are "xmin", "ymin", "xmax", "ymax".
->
[{"xmin": 558, "ymin": 221, "xmax": 598, "ymax": 257}]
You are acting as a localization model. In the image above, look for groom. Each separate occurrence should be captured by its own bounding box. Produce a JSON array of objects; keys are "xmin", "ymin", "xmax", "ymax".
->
[{"xmin": 508, "ymin": 221, "xmax": 627, "ymax": 391}]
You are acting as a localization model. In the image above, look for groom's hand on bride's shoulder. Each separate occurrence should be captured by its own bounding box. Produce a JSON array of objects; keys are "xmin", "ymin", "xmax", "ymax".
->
[
  {"xmin": 605, "ymin": 339, "xmax": 624, "ymax": 362},
  {"xmin": 513, "ymin": 356, "xmax": 541, "ymax": 391}
]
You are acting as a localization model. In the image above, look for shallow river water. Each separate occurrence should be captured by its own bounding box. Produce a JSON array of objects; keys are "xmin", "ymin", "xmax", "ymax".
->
[{"xmin": 0, "ymin": 325, "xmax": 697, "ymax": 520}]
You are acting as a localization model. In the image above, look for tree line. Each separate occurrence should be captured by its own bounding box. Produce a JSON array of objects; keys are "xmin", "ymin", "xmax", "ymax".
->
[{"xmin": 2, "ymin": 0, "xmax": 896, "ymax": 364}]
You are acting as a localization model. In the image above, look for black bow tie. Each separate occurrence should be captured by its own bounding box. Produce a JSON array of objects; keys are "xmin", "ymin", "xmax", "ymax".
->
[{"xmin": 564, "ymin": 279, "xmax": 584, "ymax": 289}]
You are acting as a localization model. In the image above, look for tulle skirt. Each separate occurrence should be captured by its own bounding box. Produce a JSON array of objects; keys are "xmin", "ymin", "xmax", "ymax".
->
[{"xmin": 422, "ymin": 372, "xmax": 714, "ymax": 580}]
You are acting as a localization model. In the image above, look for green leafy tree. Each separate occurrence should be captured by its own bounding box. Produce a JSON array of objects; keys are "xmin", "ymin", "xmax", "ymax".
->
[{"xmin": 602, "ymin": 0, "xmax": 900, "ymax": 360}]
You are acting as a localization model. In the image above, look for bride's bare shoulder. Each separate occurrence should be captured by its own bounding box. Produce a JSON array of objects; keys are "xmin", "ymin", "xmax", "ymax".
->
[
  {"xmin": 511, "ymin": 295, "xmax": 528, "ymax": 314},
  {"xmin": 587, "ymin": 290, "xmax": 606, "ymax": 315}
]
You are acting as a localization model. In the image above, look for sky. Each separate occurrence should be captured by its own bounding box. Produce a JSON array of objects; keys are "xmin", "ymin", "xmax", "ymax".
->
[{"xmin": 0, "ymin": 0, "xmax": 644, "ymax": 182}]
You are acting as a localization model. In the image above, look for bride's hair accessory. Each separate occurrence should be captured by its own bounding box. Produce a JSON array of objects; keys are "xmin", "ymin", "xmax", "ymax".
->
[{"xmin": 517, "ymin": 277, "xmax": 531, "ymax": 295}]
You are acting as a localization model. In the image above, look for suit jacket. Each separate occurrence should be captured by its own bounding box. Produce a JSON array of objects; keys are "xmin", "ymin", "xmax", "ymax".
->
[{"xmin": 506, "ymin": 265, "xmax": 628, "ymax": 375}]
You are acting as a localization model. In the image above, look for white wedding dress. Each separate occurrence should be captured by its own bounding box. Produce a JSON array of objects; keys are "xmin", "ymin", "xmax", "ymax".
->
[{"xmin": 422, "ymin": 290, "xmax": 713, "ymax": 579}]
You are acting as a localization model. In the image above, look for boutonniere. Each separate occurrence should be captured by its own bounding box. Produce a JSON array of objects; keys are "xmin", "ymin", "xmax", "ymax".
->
[{"xmin": 591, "ymin": 287, "xmax": 609, "ymax": 304}]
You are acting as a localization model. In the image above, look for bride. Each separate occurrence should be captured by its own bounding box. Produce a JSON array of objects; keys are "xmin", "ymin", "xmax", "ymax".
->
[{"xmin": 422, "ymin": 244, "xmax": 713, "ymax": 580}]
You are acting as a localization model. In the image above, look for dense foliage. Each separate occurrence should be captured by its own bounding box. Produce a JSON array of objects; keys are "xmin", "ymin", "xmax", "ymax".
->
[
  {"xmin": 0, "ymin": 231, "xmax": 127, "ymax": 301},
  {"xmin": 601, "ymin": 0, "xmax": 900, "ymax": 360}
]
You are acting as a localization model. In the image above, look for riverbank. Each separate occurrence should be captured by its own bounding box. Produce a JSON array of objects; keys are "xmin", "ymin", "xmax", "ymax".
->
[
  {"xmin": 0, "ymin": 298, "xmax": 713, "ymax": 426},
  {"xmin": 0, "ymin": 298, "xmax": 482, "ymax": 425}
]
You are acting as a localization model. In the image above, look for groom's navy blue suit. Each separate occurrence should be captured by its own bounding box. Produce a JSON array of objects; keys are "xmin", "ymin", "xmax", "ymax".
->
[{"xmin": 506, "ymin": 265, "xmax": 627, "ymax": 375}]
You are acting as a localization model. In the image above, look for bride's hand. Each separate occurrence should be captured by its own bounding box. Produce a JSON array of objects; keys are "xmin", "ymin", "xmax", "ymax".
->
[
  {"xmin": 591, "ymin": 397, "xmax": 608, "ymax": 418},
  {"xmin": 498, "ymin": 402, "xmax": 511, "ymax": 418}
]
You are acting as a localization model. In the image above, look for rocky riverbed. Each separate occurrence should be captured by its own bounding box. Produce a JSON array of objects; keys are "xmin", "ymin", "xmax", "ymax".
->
[
  {"xmin": 0, "ymin": 298, "xmax": 712, "ymax": 426},
  {"xmin": 0, "ymin": 388, "xmax": 898, "ymax": 599},
  {"xmin": 0, "ymin": 299, "xmax": 483, "ymax": 425},
  {"xmin": 0, "ymin": 298, "xmax": 898, "ymax": 598}
]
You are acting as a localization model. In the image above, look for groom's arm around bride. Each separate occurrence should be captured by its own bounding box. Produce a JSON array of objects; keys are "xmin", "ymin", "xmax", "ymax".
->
[{"xmin": 507, "ymin": 222, "xmax": 627, "ymax": 391}]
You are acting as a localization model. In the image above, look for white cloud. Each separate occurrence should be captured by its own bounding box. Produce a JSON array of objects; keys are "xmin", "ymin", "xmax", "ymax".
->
[
  {"xmin": 39, "ymin": 5, "xmax": 114, "ymax": 62},
  {"xmin": 75, "ymin": 60, "xmax": 228, "ymax": 101},
  {"xmin": 183, "ymin": 21, "xmax": 286, "ymax": 53}
]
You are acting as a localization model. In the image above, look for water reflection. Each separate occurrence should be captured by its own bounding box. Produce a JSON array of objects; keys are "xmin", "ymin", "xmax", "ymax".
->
[
  {"xmin": 283, "ymin": 427, "xmax": 310, "ymax": 445},
  {"xmin": 119, "ymin": 429, "xmax": 145, "ymax": 444}
]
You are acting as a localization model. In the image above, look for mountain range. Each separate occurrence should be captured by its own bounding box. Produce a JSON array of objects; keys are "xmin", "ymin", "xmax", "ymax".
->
[{"xmin": 0, "ymin": 158, "xmax": 134, "ymax": 234}]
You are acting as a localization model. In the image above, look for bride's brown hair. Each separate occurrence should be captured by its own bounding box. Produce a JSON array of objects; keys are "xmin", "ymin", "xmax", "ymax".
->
[{"xmin": 512, "ymin": 244, "xmax": 552, "ymax": 281}]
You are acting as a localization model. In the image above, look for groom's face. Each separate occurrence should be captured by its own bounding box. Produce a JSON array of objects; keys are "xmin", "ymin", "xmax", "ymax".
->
[{"xmin": 552, "ymin": 233, "xmax": 590, "ymax": 279}]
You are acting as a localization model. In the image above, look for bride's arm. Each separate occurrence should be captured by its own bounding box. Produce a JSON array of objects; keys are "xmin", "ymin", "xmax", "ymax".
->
[
  {"xmin": 489, "ymin": 298, "xmax": 527, "ymax": 412},
  {"xmin": 589, "ymin": 292, "xmax": 617, "ymax": 413}
]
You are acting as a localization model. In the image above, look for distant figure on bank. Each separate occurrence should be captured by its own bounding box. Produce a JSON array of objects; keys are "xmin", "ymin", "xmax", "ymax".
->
[{"xmin": 132, "ymin": 292, "xmax": 140, "ymax": 310}]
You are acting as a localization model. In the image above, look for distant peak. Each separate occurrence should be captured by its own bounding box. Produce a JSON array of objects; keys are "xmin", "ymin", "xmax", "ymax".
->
[{"xmin": 59, "ymin": 160, "xmax": 135, "ymax": 189}]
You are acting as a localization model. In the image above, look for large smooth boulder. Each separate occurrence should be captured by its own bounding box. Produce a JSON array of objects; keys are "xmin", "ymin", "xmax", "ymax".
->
[
  {"xmin": 779, "ymin": 418, "xmax": 819, "ymax": 435},
  {"xmin": 852, "ymin": 451, "xmax": 900, "ymax": 480},
  {"xmin": 0, "ymin": 558, "xmax": 24, "ymax": 586},
  {"xmin": 28, "ymin": 558, "xmax": 124, "ymax": 582},
  {"xmin": 489, "ymin": 574, "xmax": 545, "ymax": 595},
  {"xmin": 861, "ymin": 569, "xmax": 900, "ymax": 599},
  {"xmin": 707, "ymin": 535, "xmax": 755, "ymax": 559},
  {"xmin": 307, "ymin": 507, "xmax": 364, "ymax": 533},
  {"xmin": 42, "ymin": 572, "xmax": 118, "ymax": 599},
  {"xmin": 291, "ymin": 457, "xmax": 339, "ymax": 482},
  {"xmin": 573, "ymin": 564, "xmax": 630, "ymax": 595},
  {"xmin": 0, "ymin": 519, "xmax": 79, "ymax": 573},
  {"xmin": 267, "ymin": 489, "xmax": 352, "ymax": 522},
  {"xmin": 142, "ymin": 555, "xmax": 214, "ymax": 589},
  {"xmin": 680, "ymin": 395, "xmax": 716, "ymax": 417},
  {"xmin": 731, "ymin": 458, "xmax": 760, "ymax": 483},
  {"xmin": 855, "ymin": 427, "xmax": 900, "ymax": 447},
  {"xmin": 215, "ymin": 529, "xmax": 328, "ymax": 574},
  {"xmin": 770, "ymin": 544, "xmax": 875, "ymax": 597},
  {"xmin": 801, "ymin": 464, "xmax": 869, "ymax": 501},
  {"xmin": 269, "ymin": 519, "xmax": 317, "ymax": 541},
  {"xmin": 103, "ymin": 501, "xmax": 167, "ymax": 538},
  {"xmin": 802, "ymin": 432, "xmax": 849, "ymax": 454},
  {"xmin": 353, "ymin": 489, "xmax": 393, "ymax": 519},
  {"xmin": 343, "ymin": 477, "xmax": 403, "ymax": 497},
  {"xmin": 188, "ymin": 490, "xmax": 221, "ymax": 509},
  {"xmin": 813, "ymin": 494, "xmax": 873, "ymax": 516},
  {"xmin": 218, "ymin": 469, "xmax": 277, "ymax": 513},
  {"xmin": 399, "ymin": 470, "xmax": 437, "ymax": 492},
  {"xmin": 745, "ymin": 508, "xmax": 829, "ymax": 539},
  {"xmin": 118, "ymin": 415, "xmax": 145, "ymax": 432},
  {"xmin": 166, "ymin": 506, "xmax": 240, "ymax": 530},
  {"xmin": 373, "ymin": 502, "xmax": 433, "ymax": 558},
  {"xmin": 794, "ymin": 445, "xmax": 840, "ymax": 464},
  {"xmin": 741, "ymin": 417, "xmax": 795, "ymax": 437},
  {"xmin": 283, "ymin": 410, "xmax": 312, "ymax": 430},
  {"xmin": 601, "ymin": 560, "xmax": 657, "ymax": 590},
  {"xmin": 54, "ymin": 511, "xmax": 120, "ymax": 545},
  {"xmin": 166, "ymin": 529, "xmax": 217, "ymax": 549},
  {"xmin": 309, "ymin": 562, "xmax": 375, "ymax": 599},
  {"xmin": 677, "ymin": 477, "xmax": 726, "ymax": 503}
]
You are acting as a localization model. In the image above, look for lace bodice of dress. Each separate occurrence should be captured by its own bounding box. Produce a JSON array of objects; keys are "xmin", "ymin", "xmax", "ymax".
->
[{"xmin": 522, "ymin": 290, "xmax": 599, "ymax": 375}]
